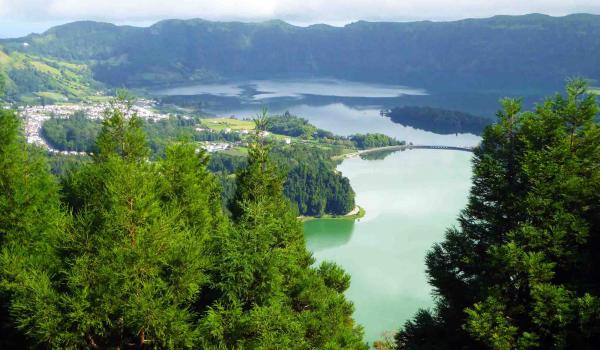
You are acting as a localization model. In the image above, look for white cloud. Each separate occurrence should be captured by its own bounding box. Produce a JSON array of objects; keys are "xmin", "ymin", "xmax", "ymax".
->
[{"xmin": 1, "ymin": 0, "xmax": 600, "ymax": 36}]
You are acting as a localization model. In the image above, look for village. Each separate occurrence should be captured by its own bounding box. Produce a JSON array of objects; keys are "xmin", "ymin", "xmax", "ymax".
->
[
  {"xmin": 16, "ymin": 99, "xmax": 169, "ymax": 153},
  {"xmin": 16, "ymin": 99, "xmax": 291, "ymax": 155}
]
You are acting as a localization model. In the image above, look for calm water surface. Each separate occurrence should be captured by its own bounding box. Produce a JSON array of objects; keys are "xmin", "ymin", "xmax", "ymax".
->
[
  {"xmin": 226, "ymin": 103, "xmax": 481, "ymax": 146},
  {"xmin": 154, "ymin": 78, "xmax": 481, "ymax": 145},
  {"xmin": 155, "ymin": 79, "xmax": 477, "ymax": 344},
  {"xmin": 304, "ymin": 150, "xmax": 473, "ymax": 344},
  {"xmin": 154, "ymin": 78, "xmax": 427, "ymax": 99}
]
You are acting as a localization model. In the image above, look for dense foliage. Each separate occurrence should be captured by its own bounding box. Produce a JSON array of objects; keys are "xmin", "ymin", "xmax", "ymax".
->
[
  {"xmin": 209, "ymin": 144, "xmax": 356, "ymax": 217},
  {"xmin": 40, "ymin": 112, "xmax": 359, "ymax": 216},
  {"xmin": 0, "ymin": 97, "xmax": 367, "ymax": 349},
  {"xmin": 273, "ymin": 145, "xmax": 355, "ymax": 216},
  {"xmin": 3, "ymin": 15, "xmax": 600, "ymax": 92},
  {"xmin": 41, "ymin": 114, "xmax": 241, "ymax": 156},
  {"xmin": 41, "ymin": 111, "xmax": 102, "ymax": 151},
  {"xmin": 384, "ymin": 106, "xmax": 492, "ymax": 135},
  {"xmin": 396, "ymin": 80, "xmax": 600, "ymax": 349},
  {"xmin": 266, "ymin": 112, "xmax": 401, "ymax": 149},
  {"xmin": 208, "ymin": 152, "xmax": 247, "ymax": 174},
  {"xmin": 350, "ymin": 133, "xmax": 404, "ymax": 149},
  {"xmin": 266, "ymin": 111, "xmax": 318, "ymax": 137}
]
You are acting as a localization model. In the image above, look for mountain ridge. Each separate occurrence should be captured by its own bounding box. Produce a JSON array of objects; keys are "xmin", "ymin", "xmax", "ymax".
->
[{"xmin": 1, "ymin": 13, "xmax": 600, "ymax": 94}]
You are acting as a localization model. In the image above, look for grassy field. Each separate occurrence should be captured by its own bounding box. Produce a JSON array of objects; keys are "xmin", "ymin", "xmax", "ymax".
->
[
  {"xmin": 35, "ymin": 91, "xmax": 68, "ymax": 101},
  {"xmin": 201, "ymin": 117, "xmax": 255, "ymax": 131},
  {"xmin": 590, "ymin": 88, "xmax": 600, "ymax": 95},
  {"xmin": 0, "ymin": 46, "xmax": 100, "ymax": 102},
  {"xmin": 221, "ymin": 147, "xmax": 249, "ymax": 156},
  {"xmin": 83, "ymin": 95, "xmax": 113, "ymax": 103}
]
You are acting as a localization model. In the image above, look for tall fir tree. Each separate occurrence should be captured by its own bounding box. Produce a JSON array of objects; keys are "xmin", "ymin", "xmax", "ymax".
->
[
  {"xmin": 200, "ymin": 111, "xmax": 367, "ymax": 349},
  {"xmin": 397, "ymin": 80, "xmax": 600, "ymax": 350},
  {"xmin": 0, "ymin": 107, "xmax": 64, "ymax": 348},
  {"xmin": 3, "ymin": 94, "xmax": 214, "ymax": 348},
  {"xmin": 0, "ymin": 97, "xmax": 367, "ymax": 349}
]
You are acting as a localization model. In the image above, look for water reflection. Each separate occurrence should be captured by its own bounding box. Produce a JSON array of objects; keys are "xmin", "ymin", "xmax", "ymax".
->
[
  {"xmin": 150, "ymin": 78, "xmax": 512, "ymax": 145},
  {"xmin": 304, "ymin": 150, "xmax": 473, "ymax": 344},
  {"xmin": 359, "ymin": 149, "xmax": 399, "ymax": 161},
  {"xmin": 304, "ymin": 219, "xmax": 355, "ymax": 252},
  {"xmin": 153, "ymin": 78, "xmax": 427, "ymax": 100},
  {"xmin": 225, "ymin": 103, "xmax": 481, "ymax": 147}
]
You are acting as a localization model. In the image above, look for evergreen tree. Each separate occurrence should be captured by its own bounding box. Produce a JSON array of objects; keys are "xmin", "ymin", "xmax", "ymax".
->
[
  {"xmin": 0, "ymin": 98, "xmax": 366, "ymax": 349},
  {"xmin": 3, "ymin": 94, "xmax": 211, "ymax": 348},
  {"xmin": 201, "ymin": 112, "xmax": 367, "ymax": 349},
  {"xmin": 0, "ymin": 107, "xmax": 64, "ymax": 349},
  {"xmin": 397, "ymin": 80, "xmax": 600, "ymax": 349}
]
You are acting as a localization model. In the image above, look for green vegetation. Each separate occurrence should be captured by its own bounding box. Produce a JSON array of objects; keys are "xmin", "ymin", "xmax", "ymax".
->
[
  {"xmin": 350, "ymin": 133, "xmax": 404, "ymax": 149},
  {"xmin": 395, "ymin": 80, "xmax": 600, "ymax": 349},
  {"xmin": 265, "ymin": 112, "xmax": 401, "ymax": 149},
  {"xmin": 274, "ymin": 144, "xmax": 355, "ymax": 216},
  {"xmin": 201, "ymin": 117, "xmax": 255, "ymax": 131},
  {"xmin": 42, "ymin": 111, "xmax": 392, "ymax": 217},
  {"xmin": 5, "ymin": 14, "xmax": 600, "ymax": 92},
  {"xmin": 41, "ymin": 111, "xmax": 102, "ymax": 151},
  {"xmin": 266, "ymin": 111, "xmax": 317, "ymax": 137},
  {"xmin": 0, "ymin": 95, "xmax": 367, "ymax": 349},
  {"xmin": 206, "ymin": 127, "xmax": 357, "ymax": 217},
  {"xmin": 384, "ymin": 106, "xmax": 492, "ymax": 135},
  {"xmin": 40, "ymin": 113, "xmax": 242, "ymax": 156},
  {"xmin": 0, "ymin": 46, "xmax": 100, "ymax": 103}
]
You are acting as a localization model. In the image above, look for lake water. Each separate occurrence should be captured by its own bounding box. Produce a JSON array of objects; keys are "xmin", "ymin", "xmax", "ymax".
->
[
  {"xmin": 304, "ymin": 149, "xmax": 473, "ymax": 345},
  {"xmin": 225, "ymin": 103, "xmax": 481, "ymax": 146},
  {"xmin": 154, "ymin": 78, "xmax": 478, "ymax": 345},
  {"xmin": 153, "ymin": 78, "xmax": 481, "ymax": 146},
  {"xmin": 154, "ymin": 78, "xmax": 427, "ymax": 100}
]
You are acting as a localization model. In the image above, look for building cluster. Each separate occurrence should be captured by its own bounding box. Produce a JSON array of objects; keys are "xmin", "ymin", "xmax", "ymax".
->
[
  {"xmin": 47, "ymin": 149, "xmax": 89, "ymax": 156},
  {"xmin": 14, "ymin": 100, "xmax": 292, "ymax": 156},
  {"xmin": 17, "ymin": 99, "xmax": 170, "ymax": 151},
  {"xmin": 202, "ymin": 142, "xmax": 231, "ymax": 153}
]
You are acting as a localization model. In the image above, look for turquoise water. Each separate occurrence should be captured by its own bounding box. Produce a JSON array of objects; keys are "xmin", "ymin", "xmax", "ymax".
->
[
  {"xmin": 156, "ymin": 78, "xmax": 478, "ymax": 344},
  {"xmin": 304, "ymin": 149, "xmax": 473, "ymax": 344}
]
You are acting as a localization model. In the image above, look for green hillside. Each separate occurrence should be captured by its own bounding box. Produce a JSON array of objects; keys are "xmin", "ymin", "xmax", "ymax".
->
[
  {"xmin": 3, "ymin": 14, "xmax": 600, "ymax": 93},
  {"xmin": 0, "ymin": 45, "xmax": 101, "ymax": 103}
]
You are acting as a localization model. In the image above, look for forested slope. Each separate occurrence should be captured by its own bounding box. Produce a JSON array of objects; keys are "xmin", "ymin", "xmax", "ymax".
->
[{"xmin": 3, "ymin": 14, "xmax": 600, "ymax": 91}]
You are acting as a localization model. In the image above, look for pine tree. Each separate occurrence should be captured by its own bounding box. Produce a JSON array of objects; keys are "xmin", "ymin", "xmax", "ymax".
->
[
  {"xmin": 464, "ymin": 80, "xmax": 600, "ymax": 349},
  {"xmin": 1, "ymin": 99, "xmax": 367, "ymax": 349},
  {"xmin": 397, "ymin": 80, "xmax": 600, "ymax": 350},
  {"xmin": 3, "ymin": 94, "xmax": 214, "ymax": 348},
  {"xmin": 200, "ymin": 112, "xmax": 367, "ymax": 349},
  {"xmin": 0, "ymin": 108, "xmax": 64, "ymax": 348}
]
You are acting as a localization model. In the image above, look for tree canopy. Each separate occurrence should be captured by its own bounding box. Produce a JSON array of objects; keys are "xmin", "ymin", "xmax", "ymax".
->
[
  {"xmin": 396, "ymin": 80, "xmax": 600, "ymax": 350},
  {"xmin": 0, "ymin": 99, "xmax": 367, "ymax": 349}
]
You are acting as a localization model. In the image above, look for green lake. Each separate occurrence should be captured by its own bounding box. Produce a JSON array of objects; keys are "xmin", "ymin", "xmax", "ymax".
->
[
  {"xmin": 157, "ymin": 78, "xmax": 479, "ymax": 345},
  {"xmin": 304, "ymin": 149, "xmax": 473, "ymax": 345}
]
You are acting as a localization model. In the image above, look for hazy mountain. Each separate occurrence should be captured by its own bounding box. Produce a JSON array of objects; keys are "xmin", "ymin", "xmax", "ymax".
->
[{"xmin": 2, "ymin": 14, "xmax": 600, "ymax": 93}]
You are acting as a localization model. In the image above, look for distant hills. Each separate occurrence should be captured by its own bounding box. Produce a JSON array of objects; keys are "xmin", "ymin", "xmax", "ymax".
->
[{"xmin": 1, "ymin": 13, "xmax": 600, "ymax": 97}]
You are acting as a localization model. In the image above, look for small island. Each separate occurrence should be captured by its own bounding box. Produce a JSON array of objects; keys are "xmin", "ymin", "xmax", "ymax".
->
[{"xmin": 383, "ymin": 106, "xmax": 492, "ymax": 135}]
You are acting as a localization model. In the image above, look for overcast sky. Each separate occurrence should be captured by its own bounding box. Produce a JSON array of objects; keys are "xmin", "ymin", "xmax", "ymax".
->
[{"xmin": 1, "ymin": 0, "xmax": 600, "ymax": 38}]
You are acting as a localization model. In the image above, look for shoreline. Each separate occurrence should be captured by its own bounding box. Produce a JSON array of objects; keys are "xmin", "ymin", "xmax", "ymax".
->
[{"xmin": 299, "ymin": 205, "xmax": 365, "ymax": 222}]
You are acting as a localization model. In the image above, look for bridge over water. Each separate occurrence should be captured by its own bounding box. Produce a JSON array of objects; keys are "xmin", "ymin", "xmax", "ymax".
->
[{"xmin": 338, "ymin": 144, "xmax": 476, "ymax": 160}]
